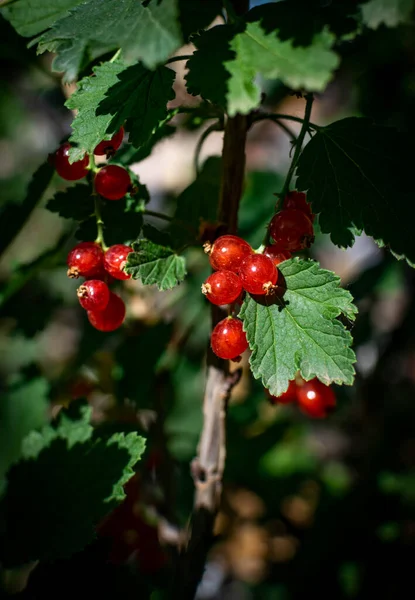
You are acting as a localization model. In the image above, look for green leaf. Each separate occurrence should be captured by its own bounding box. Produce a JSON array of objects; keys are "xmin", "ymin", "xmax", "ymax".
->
[
  {"xmin": 114, "ymin": 122, "xmax": 176, "ymax": 165},
  {"xmin": 240, "ymin": 259, "xmax": 356, "ymax": 397},
  {"xmin": 224, "ymin": 22, "xmax": 339, "ymax": 116},
  {"xmin": 0, "ymin": 404, "xmax": 145, "ymax": 567},
  {"xmin": 0, "ymin": 0, "xmax": 84, "ymax": 37},
  {"xmin": 0, "ymin": 378, "xmax": 49, "ymax": 492},
  {"xmin": 296, "ymin": 117, "xmax": 415, "ymax": 265},
  {"xmin": 247, "ymin": 1, "xmax": 359, "ymax": 47},
  {"xmin": 185, "ymin": 25, "xmax": 235, "ymax": 107},
  {"xmin": 37, "ymin": 0, "xmax": 182, "ymax": 79},
  {"xmin": 178, "ymin": 0, "xmax": 222, "ymax": 41},
  {"xmin": 46, "ymin": 183, "xmax": 93, "ymax": 220},
  {"xmin": 66, "ymin": 60, "xmax": 175, "ymax": 161},
  {"xmin": 0, "ymin": 161, "xmax": 54, "ymax": 258},
  {"xmin": 126, "ymin": 239, "xmax": 186, "ymax": 291},
  {"xmin": 172, "ymin": 156, "xmax": 221, "ymax": 244},
  {"xmin": 361, "ymin": 0, "xmax": 415, "ymax": 28}
]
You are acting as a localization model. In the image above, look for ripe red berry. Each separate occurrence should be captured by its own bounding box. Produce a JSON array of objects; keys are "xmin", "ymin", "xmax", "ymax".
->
[
  {"xmin": 207, "ymin": 235, "xmax": 253, "ymax": 273},
  {"xmin": 283, "ymin": 191, "xmax": 314, "ymax": 222},
  {"xmin": 201, "ymin": 270, "xmax": 243, "ymax": 306},
  {"xmin": 94, "ymin": 127, "xmax": 124, "ymax": 156},
  {"xmin": 269, "ymin": 209, "xmax": 314, "ymax": 252},
  {"xmin": 211, "ymin": 317, "xmax": 248, "ymax": 360},
  {"xmin": 67, "ymin": 242, "xmax": 104, "ymax": 279},
  {"xmin": 264, "ymin": 245, "xmax": 291, "ymax": 266},
  {"xmin": 77, "ymin": 279, "xmax": 110, "ymax": 311},
  {"xmin": 87, "ymin": 292, "xmax": 126, "ymax": 332},
  {"xmin": 239, "ymin": 254, "xmax": 278, "ymax": 295},
  {"xmin": 297, "ymin": 379, "xmax": 336, "ymax": 418},
  {"xmin": 54, "ymin": 142, "xmax": 89, "ymax": 181},
  {"xmin": 267, "ymin": 380, "xmax": 298, "ymax": 405},
  {"xmin": 104, "ymin": 244, "xmax": 132, "ymax": 280},
  {"xmin": 94, "ymin": 165, "xmax": 131, "ymax": 200}
]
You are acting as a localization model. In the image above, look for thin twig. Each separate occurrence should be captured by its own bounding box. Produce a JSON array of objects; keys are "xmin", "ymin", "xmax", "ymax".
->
[
  {"xmin": 251, "ymin": 116, "xmax": 297, "ymax": 143},
  {"xmin": 252, "ymin": 112, "xmax": 320, "ymax": 131},
  {"xmin": 165, "ymin": 55, "xmax": 194, "ymax": 65},
  {"xmin": 194, "ymin": 121, "xmax": 224, "ymax": 176}
]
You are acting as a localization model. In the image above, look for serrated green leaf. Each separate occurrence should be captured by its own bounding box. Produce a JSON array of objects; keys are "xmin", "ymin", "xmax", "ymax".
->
[
  {"xmin": 240, "ymin": 259, "xmax": 356, "ymax": 397},
  {"xmin": 178, "ymin": 0, "xmax": 222, "ymax": 41},
  {"xmin": 361, "ymin": 0, "xmax": 414, "ymax": 28},
  {"xmin": 0, "ymin": 405, "xmax": 145, "ymax": 567},
  {"xmin": 0, "ymin": 0, "xmax": 84, "ymax": 37},
  {"xmin": 224, "ymin": 22, "xmax": 339, "ymax": 116},
  {"xmin": 37, "ymin": 0, "xmax": 182, "ymax": 81},
  {"xmin": 66, "ymin": 60, "xmax": 175, "ymax": 160},
  {"xmin": 185, "ymin": 25, "xmax": 235, "ymax": 107},
  {"xmin": 46, "ymin": 184, "xmax": 93, "ymax": 220},
  {"xmin": 296, "ymin": 117, "xmax": 415, "ymax": 265},
  {"xmin": 0, "ymin": 378, "xmax": 49, "ymax": 491},
  {"xmin": 126, "ymin": 239, "xmax": 186, "ymax": 290}
]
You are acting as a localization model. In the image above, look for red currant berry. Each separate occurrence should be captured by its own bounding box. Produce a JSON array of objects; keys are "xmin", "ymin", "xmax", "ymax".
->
[
  {"xmin": 104, "ymin": 244, "xmax": 132, "ymax": 280},
  {"xmin": 239, "ymin": 254, "xmax": 278, "ymax": 295},
  {"xmin": 87, "ymin": 292, "xmax": 126, "ymax": 332},
  {"xmin": 297, "ymin": 379, "xmax": 336, "ymax": 418},
  {"xmin": 206, "ymin": 235, "xmax": 253, "ymax": 273},
  {"xmin": 267, "ymin": 380, "xmax": 298, "ymax": 405},
  {"xmin": 94, "ymin": 165, "xmax": 131, "ymax": 200},
  {"xmin": 67, "ymin": 242, "xmax": 104, "ymax": 279},
  {"xmin": 54, "ymin": 142, "xmax": 89, "ymax": 181},
  {"xmin": 269, "ymin": 209, "xmax": 314, "ymax": 252},
  {"xmin": 211, "ymin": 317, "xmax": 248, "ymax": 360},
  {"xmin": 77, "ymin": 279, "xmax": 110, "ymax": 311},
  {"xmin": 264, "ymin": 245, "xmax": 291, "ymax": 266},
  {"xmin": 94, "ymin": 127, "xmax": 124, "ymax": 156},
  {"xmin": 283, "ymin": 191, "xmax": 314, "ymax": 222},
  {"xmin": 201, "ymin": 270, "xmax": 243, "ymax": 306}
]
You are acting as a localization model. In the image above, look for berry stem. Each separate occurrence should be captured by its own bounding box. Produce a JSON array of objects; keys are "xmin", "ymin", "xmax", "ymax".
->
[
  {"xmin": 94, "ymin": 195, "xmax": 107, "ymax": 250},
  {"xmin": 109, "ymin": 49, "xmax": 122, "ymax": 63},
  {"xmin": 279, "ymin": 93, "xmax": 314, "ymax": 202},
  {"xmin": 165, "ymin": 54, "xmax": 194, "ymax": 65}
]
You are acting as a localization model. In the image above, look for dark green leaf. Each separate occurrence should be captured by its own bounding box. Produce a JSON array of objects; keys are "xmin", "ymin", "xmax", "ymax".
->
[
  {"xmin": 114, "ymin": 122, "xmax": 176, "ymax": 165},
  {"xmin": 178, "ymin": 0, "xmax": 222, "ymax": 41},
  {"xmin": 172, "ymin": 156, "xmax": 222, "ymax": 245},
  {"xmin": 0, "ymin": 162, "xmax": 54, "ymax": 258},
  {"xmin": 240, "ymin": 259, "xmax": 356, "ymax": 397},
  {"xmin": 0, "ymin": 405, "xmax": 145, "ymax": 566},
  {"xmin": 126, "ymin": 240, "xmax": 186, "ymax": 290},
  {"xmin": 46, "ymin": 184, "xmax": 93, "ymax": 220},
  {"xmin": 0, "ymin": 0, "xmax": 84, "ymax": 37},
  {"xmin": 185, "ymin": 25, "xmax": 235, "ymax": 108},
  {"xmin": 296, "ymin": 117, "xmax": 415, "ymax": 265}
]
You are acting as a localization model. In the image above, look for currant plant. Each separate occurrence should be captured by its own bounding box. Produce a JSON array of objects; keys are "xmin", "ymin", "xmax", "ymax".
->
[{"xmin": 1, "ymin": 0, "xmax": 415, "ymax": 597}]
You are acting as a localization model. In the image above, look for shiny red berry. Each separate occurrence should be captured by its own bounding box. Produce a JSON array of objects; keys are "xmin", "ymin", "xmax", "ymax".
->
[
  {"xmin": 87, "ymin": 292, "xmax": 126, "ymax": 332},
  {"xmin": 267, "ymin": 380, "xmax": 298, "ymax": 405},
  {"xmin": 239, "ymin": 254, "xmax": 278, "ymax": 295},
  {"xmin": 264, "ymin": 245, "xmax": 291, "ymax": 266},
  {"xmin": 94, "ymin": 127, "xmax": 124, "ymax": 156},
  {"xmin": 54, "ymin": 142, "xmax": 89, "ymax": 181},
  {"xmin": 211, "ymin": 317, "xmax": 248, "ymax": 360},
  {"xmin": 269, "ymin": 209, "xmax": 314, "ymax": 252},
  {"xmin": 94, "ymin": 165, "xmax": 131, "ymax": 200},
  {"xmin": 67, "ymin": 242, "xmax": 104, "ymax": 279},
  {"xmin": 77, "ymin": 280, "xmax": 110, "ymax": 311},
  {"xmin": 104, "ymin": 244, "xmax": 132, "ymax": 280},
  {"xmin": 283, "ymin": 191, "xmax": 314, "ymax": 222},
  {"xmin": 201, "ymin": 270, "xmax": 243, "ymax": 306},
  {"xmin": 207, "ymin": 235, "xmax": 252, "ymax": 273},
  {"xmin": 297, "ymin": 379, "xmax": 336, "ymax": 418}
]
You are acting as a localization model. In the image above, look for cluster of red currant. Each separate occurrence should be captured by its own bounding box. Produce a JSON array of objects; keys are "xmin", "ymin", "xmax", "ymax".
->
[
  {"xmin": 52, "ymin": 128, "xmax": 134, "ymax": 331},
  {"xmin": 267, "ymin": 376, "xmax": 336, "ymax": 419},
  {"xmin": 202, "ymin": 191, "xmax": 315, "ymax": 362}
]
